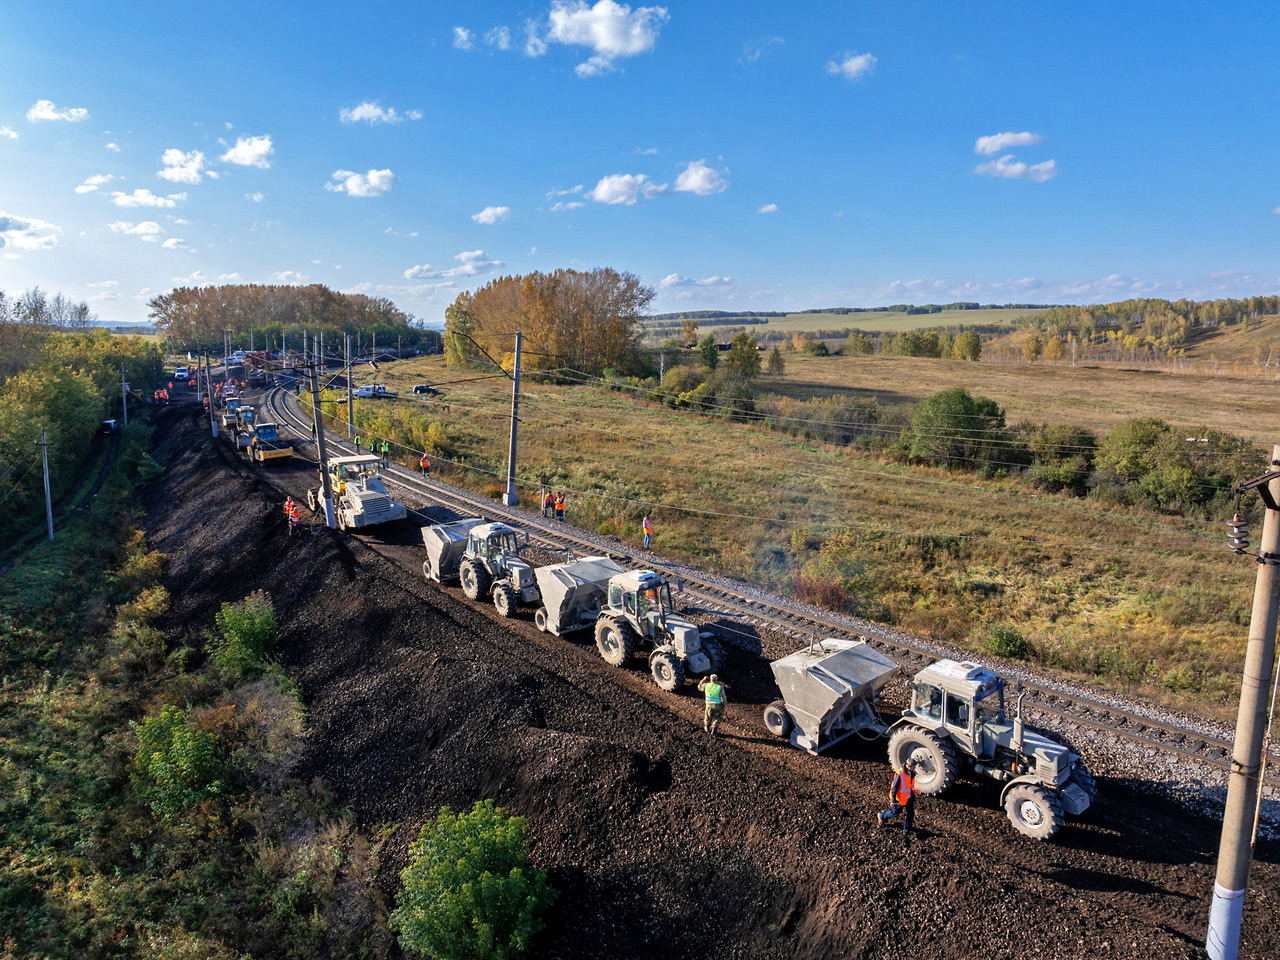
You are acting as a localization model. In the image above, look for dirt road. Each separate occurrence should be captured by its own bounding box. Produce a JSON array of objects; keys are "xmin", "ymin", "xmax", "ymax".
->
[{"xmin": 140, "ymin": 403, "xmax": 1278, "ymax": 959}]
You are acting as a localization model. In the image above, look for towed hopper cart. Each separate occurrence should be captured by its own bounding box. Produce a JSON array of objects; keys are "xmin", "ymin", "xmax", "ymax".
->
[{"xmin": 532, "ymin": 556, "xmax": 627, "ymax": 635}]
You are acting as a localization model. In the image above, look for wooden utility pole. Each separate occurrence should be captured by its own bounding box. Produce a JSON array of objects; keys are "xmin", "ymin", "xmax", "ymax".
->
[
  {"xmin": 1207, "ymin": 444, "xmax": 1280, "ymax": 960},
  {"xmin": 36, "ymin": 428, "xmax": 53, "ymax": 541},
  {"xmin": 502, "ymin": 330, "xmax": 522, "ymax": 506},
  {"xmin": 309, "ymin": 364, "xmax": 337, "ymax": 529}
]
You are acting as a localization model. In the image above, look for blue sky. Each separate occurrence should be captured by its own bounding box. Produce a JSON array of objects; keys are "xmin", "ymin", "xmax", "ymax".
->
[{"xmin": 2, "ymin": 1, "xmax": 1278, "ymax": 325}]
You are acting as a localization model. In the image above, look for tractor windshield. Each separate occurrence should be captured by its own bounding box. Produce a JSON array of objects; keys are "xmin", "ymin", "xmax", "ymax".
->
[
  {"xmin": 974, "ymin": 679, "xmax": 1005, "ymax": 725},
  {"xmin": 491, "ymin": 532, "xmax": 520, "ymax": 555},
  {"xmin": 637, "ymin": 582, "xmax": 672, "ymax": 618}
]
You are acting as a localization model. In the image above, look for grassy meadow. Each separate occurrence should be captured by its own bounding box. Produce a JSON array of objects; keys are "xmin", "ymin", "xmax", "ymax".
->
[{"xmin": 332, "ymin": 351, "xmax": 1271, "ymax": 718}]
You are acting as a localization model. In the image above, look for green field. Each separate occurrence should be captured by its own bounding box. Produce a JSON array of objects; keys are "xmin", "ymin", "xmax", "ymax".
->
[{"xmin": 650, "ymin": 307, "xmax": 1041, "ymax": 338}]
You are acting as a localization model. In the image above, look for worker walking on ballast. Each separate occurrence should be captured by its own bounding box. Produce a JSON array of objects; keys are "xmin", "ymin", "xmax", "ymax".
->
[
  {"xmin": 878, "ymin": 757, "xmax": 919, "ymax": 841},
  {"xmin": 642, "ymin": 514, "xmax": 652, "ymax": 551},
  {"xmin": 698, "ymin": 673, "xmax": 727, "ymax": 737}
]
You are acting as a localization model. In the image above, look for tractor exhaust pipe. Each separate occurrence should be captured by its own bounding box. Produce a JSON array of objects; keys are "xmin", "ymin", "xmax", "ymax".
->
[{"xmin": 1013, "ymin": 689, "xmax": 1027, "ymax": 756}]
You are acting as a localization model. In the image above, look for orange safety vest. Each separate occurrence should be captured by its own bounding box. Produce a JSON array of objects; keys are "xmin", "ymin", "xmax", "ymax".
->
[
  {"xmin": 894, "ymin": 769, "xmax": 916, "ymax": 805},
  {"xmin": 544, "ymin": 493, "xmax": 552, "ymax": 507},
  {"xmin": 555, "ymin": 495, "xmax": 564, "ymax": 509},
  {"xmin": 642, "ymin": 517, "xmax": 652, "ymax": 534},
  {"xmin": 420, "ymin": 456, "xmax": 430, "ymax": 469}
]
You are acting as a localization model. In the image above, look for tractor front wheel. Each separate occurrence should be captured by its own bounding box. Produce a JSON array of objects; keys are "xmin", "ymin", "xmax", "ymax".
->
[
  {"xmin": 460, "ymin": 559, "xmax": 490, "ymax": 600},
  {"xmin": 493, "ymin": 583, "xmax": 517, "ymax": 618},
  {"xmin": 1005, "ymin": 784, "xmax": 1064, "ymax": 840},
  {"xmin": 649, "ymin": 651, "xmax": 686, "ymax": 692},
  {"xmin": 887, "ymin": 726, "xmax": 957, "ymax": 796},
  {"xmin": 595, "ymin": 617, "xmax": 636, "ymax": 668}
]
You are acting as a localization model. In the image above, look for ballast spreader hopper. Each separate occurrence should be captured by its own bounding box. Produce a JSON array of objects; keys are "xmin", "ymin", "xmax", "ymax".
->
[
  {"xmin": 766, "ymin": 639, "xmax": 897, "ymax": 754},
  {"xmin": 421, "ymin": 518, "xmax": 486, "ymax": 582},
  {"xmin": 532, "ymin": 556, "xmax": 627, "ymax": 635}
]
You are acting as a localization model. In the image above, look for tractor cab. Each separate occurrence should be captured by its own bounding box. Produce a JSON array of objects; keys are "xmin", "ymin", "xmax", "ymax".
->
[
  {"xmin": 327, "ymin": 454, "xmax": 385, "ymax": 493},
  {"xmin": 465, "ymin": 522, "xmax": 523, "ymax": 563},
  {"xmin": 608, "ymin": 572, "xmax": 674, "ymax": 633},
  {"xmin": 908, "ymin": 659, "xmax": 1006, "ymax": 760}
]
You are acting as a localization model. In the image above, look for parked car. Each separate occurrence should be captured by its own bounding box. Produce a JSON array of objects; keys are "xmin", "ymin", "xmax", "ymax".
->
[
  {"xmin": 412, "ymin": 384, "xmax": 439, "ymax": 396},
  {"xmin": 99, "ymin": 419, "xmax": 119, "ymax": 435},
  {"xmin": 174, "ymin": 366, "xmax": 189, "ymax": 380},
  {"xmin": 353, "ymin": 384, "xmax": 395, "ymax": 398}
]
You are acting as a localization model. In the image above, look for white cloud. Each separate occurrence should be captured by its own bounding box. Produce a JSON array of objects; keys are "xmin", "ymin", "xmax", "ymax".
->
[
  {"xmin": 587, "ymin": 172, "xmax": 668, "ymax": 204},
  {"xmin": 547, "ymin": 184, "xmax": 584, "ymax": 197},
  {"xmin": 758, "ymin": 203, "xmax": 778, "ymax": 214},
  {"xmin": 111, "ymin": 188, "xmax": 186, "ymax": 208},
  {"xmin": 544, "ymin": 0, "xmax": 669, "ymax": 77},
  {"xmin": 486, "ymin": 26, "xmax": 512, "ymax": 49},
  {"xmin": 109, "ymin": 220, "xmax": 164, "ymax": 241},
  {"xmin": 524, "ymin": 19, "xmax": 549, "ymax": 56},
  {"xmin": 974, "ymin": 131, "xmax": 1046, "ymax": 156},
  {"xmin": 636, "ymin": 146, "xmax": 657, "ymax": 155},
  {"xmin": 88, "ymin": 290, "xmax": 120, "ymax": 303},
  {"xmin": 974, "ymin": 155, "xmax": 1058, "ymax": 182},
  {"xmin": 0, "ymin": 126, "xmax": 17, "ymax": 140},
  {"xmin": 740, "ymin": 36, "xmax": 783, "ymax": 64},
  {"xmin": 161, "ymin": 237, "xmax": 190, "ymax": 250},
  {"xmin": 551, "ymin": 201, "xmax": 584, "ymax": 212},
  {"xmin": 340, "ymin": 101, "xmax": 419, "ymax": 124},
  {"xmin": 75, "ymin": 173, "xmax": 116, "ymax": 194},
  {"xmin": 1272, "ymin": 206, "xmax": 1280, "ymax": 215},
  {"xmin": 0, "ymin": 211, "xmax": 61, "ymax": 250},
  {"xmin": 471, "ymin": 205, "xmax": 511, "ymax": 224},
  {"xmin": 659, "ymin": 274, "xmax": 732, "ymax": 289},
  {"xmin": 158, "ymin": 148, "xmax": 207, "ymax": 183},
  {"xmin": 26, "ymin": 99, "xmax": 89, "ymax": 122},
  {"xmin": 324, "ymin": 168, "xmax": 396, "ymax": 197},
  {"xmin": 271, "ymin": 271, "xmax": 308, "ymax": 284},
  {"xmin": 825, "ymin": 51, "xmax": 877, "ymax": 82},
  {"xmin": 88, "ymin": 280, "xmax": 120, "ymax": 288},
  {"xmin": 674, "ymin": 159, "xmax": 728, "ymax": 196},
  {"xmin": 105, "ymin": 141, "xmax": 120, "ymax": 152},
  {"xmin": 217, "ymin": 273, "xmax": 241, "ymax": 282},
  {"xmin": 170, "ymin": 217, "xmax": 190, "ymax": 225},
  {"xmin": 171, "ymin": 271, "xmax": 209, "ymax": 286},
  {"xmin": 453, "ymin": 26, "xmax": 475, "ymax": 50},
  {"xmin": 245, "ymin": 192, "xmax": 264, "ymax": 203},
  {"xmin": 220, "ymin": 134, "xmax": 273, "ymax": 168},
  {"xmin": 402, "ymin": 249, "xmax": 505, "ymax": 280}
]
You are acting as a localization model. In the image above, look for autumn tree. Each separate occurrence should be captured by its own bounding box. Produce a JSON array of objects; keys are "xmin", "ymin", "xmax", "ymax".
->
[
  {"xmin": 698, "ymin": 334, "xmax": 719, "ymax": 370},
  {"xmin": 952, "ymin": 330, "xmax": 981, "ymax": 361},
  {"xmin": 724, "ymin": 331, "xmax": 762, "ymax": 380},
  {"xmin": 1043, "ymin": 337, "xmax": 1067, "ymax": 363},
  {"xmin": 766, "ymin": 346, "xmax": 786, "ymax": 383},
  {"xmin": 680, "ymin": 318, "xmax": 698, "ymax": 346},
  {"xmin": 847, "ymin": 332, "xmax": 874, "ymax": 355},
  {"xmin": 1022, "ymin": 333, "xmax": 1043, "ymax": 363}
]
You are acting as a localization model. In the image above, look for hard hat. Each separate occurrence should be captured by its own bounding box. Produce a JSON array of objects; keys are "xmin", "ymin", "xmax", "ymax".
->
[{"xmin": 710, "ymin": 674, "xmax": 719, "ymax": 681}]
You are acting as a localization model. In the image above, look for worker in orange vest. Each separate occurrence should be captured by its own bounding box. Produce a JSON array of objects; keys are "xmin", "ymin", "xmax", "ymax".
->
[
  {"xmin": 542, "ymin": 490, "xmax": 552, "ymax": 518},
  {"xmin": 419, "ymin": 453, "xmax": 431, "ymax": 477},
  {"xmin": 554, "ymin": 492, "xmax": 565, "ymax": 520},
  {"xmin": 642, "ymin": 514, "xmax": 652, "ymax": 550},
  {"xmin": 878, "ymin": 757, "xmax": 919, "ymax": 839},
  {"xmin": 286, "ymin": 501, "xmax": 301, "ymax": 534}
]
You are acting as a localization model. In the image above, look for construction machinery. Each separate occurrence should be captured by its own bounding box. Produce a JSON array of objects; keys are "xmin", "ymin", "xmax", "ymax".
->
[
  {"xmin": 533, "ymin": 556, "xmax": 627, "ymax": 635},
  {"xmin": 761, "ymin": 638, "xmax": 898, "ymax": 754},
  {"xmin": 593, "ymin": 570, "xmax": 726, "ymax": 692},
  {"xmin": 455, "ymin": 521, "xmax": 539, "ymax": 617},
  {"xmin": 886, "ymin": 659, "xmax": 1096, "ymax": 840},
  {"xmin": 219, "ymin": 396, "xmax": 242, "ymax": 430},
  {"xmin": 421, "ymin": 518, "xmax": 486, "ymax": 583},
  {"xmin": 248, "ymin": 422, "xmax": 292, "ymax": 462},
  {"xmin": 309, "ymin": 454, "xmax": 407, "ymax": 530},
  {"xmin": 234, "ymin": 406, "xmax": 257, "ymax": 452}
]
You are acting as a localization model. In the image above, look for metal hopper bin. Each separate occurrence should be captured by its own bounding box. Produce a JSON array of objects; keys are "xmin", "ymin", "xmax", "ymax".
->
[
  {"xmin": 764, "ymin": 639, "xmax": 898, "ymax": 754},
  {"xmin": 421, "ymin": 518, "xmax": 486, "ymax": 582},
  {"xmin": 532, "ymin": 556, "xmax": 627, "ymax": 635}
]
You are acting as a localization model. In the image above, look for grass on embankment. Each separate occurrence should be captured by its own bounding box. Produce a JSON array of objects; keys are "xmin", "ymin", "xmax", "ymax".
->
[{"xmin": 327, "ymin": 353, "xmax": 1264, "ymax": 719}]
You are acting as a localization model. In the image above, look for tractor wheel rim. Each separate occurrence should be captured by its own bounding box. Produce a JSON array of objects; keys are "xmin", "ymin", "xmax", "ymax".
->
[{"xmin": 1019, "ymin": 800, "xmax": 1043, "ymax": 826}]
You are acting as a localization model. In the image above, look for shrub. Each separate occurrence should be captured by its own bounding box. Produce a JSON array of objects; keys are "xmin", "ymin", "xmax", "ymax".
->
[
  {"xmin": 208, "ymin": 590, "xmax": 278, "ymax": 677},
  {"xmin": 986, "ymin": 624, "xmax": 1029, "ymax": 659},
  {"xmin": 134, "ymin": 704, "xmax": 224, "ymax": 818},
  {"xmin": 390, "ymin": 800, "xmax": 557, "ymax": 960}
]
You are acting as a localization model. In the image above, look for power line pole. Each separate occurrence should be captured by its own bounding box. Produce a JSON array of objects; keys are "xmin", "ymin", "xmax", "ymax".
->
[
  {"xmin": 345, "ymin": 334, "xmax": 354, "ymax": 438},
  {"xmin": 503, "ymin": 330, "xmax": 522, "ymax": 507},
  {"xmin": 309, "ymin": 363, "xmax": 337, "ymax": 528},
  {"xmin": 36, "ymin": 427, "xmax": 53, "ymax": 541},
  {"xmin": 121, "ymin": 363, "xmax": 128, "ymax": 428},
  {"xmin": 205, "ymin": 351, "xmax": 218, "ymax": 438},
  {"xmin": 1207, "ymin": 444, "xmax": 1280, "ymax": 960}
]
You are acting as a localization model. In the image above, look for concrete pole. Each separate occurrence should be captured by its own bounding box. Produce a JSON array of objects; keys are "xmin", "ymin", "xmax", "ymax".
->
[
  {"xmin": 503, "ymin": 330, "xmax": 522, "ymax": 507},
  {"xmin": 309, "ymin": 364, "xmax": 337, "ymax": 529},
  {"xmin": 205, "ymin": 352, "xmax": 218, "ymax": 439},
  {"xmin": 1207, "ymin": 443, "xmax": 1280, "ymax": 960},
  {"xmin": 345, "ymin": 335, "xmax": 354, "ymax": 439},
  {"xmin": 37, "ymin": 427, "xmax": 53, "ymax": 541},
  {"xmin": 121, "ymin": 363, "xmax": 128, "ymax": 428}
]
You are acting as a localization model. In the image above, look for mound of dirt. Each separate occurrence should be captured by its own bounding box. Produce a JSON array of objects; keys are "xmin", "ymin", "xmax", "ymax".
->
[{"xmin": 138, "ymin": 403, "xmax": 1278, "ymax": 960}]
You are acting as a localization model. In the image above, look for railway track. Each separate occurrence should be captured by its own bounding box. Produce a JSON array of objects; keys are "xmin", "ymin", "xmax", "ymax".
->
[{"xmin": 260, "ymin": 385, "xmax": 1280, "ymax": 791}]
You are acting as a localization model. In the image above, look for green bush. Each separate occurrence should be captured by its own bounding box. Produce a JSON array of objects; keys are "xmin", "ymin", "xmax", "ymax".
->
[
  {"xmin": 134, "ymin": 704, "xmax": 224, "ymax": 818},
  {"xmin": 208, "ymin": 589, "xmax": 278, "ymax": 676},
  {"xmin": 390, "ymin": 799, "xmax": 557, "ymax": 960},
  {"xmin": 986, "ymin": 624, "xmax": 1029, "ymax": 659}
]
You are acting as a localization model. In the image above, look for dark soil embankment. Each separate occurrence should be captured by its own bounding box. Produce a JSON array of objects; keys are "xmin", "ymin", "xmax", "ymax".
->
[{"xmin": 139, "ymin": 401, "xmax": 1279, "ymax": 960}]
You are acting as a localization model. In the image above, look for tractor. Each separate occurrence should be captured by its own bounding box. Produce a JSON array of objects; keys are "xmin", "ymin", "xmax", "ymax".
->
[
  {"xmin": 886, "ymin": 659, "xmax": 1097, "ymax": 840},
  {"xmin": 593, "ymin": 570, "xmax": 726, "ymax": 693},
  {"xmin": 309, "ymin": 454, "xmax": 407, "ymax": 530},
  {"xmin": 456, "ymin": 522, "xmax": 539, "ymax": 617}
]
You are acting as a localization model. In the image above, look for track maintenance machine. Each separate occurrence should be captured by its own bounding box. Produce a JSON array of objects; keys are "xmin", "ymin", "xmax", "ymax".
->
[
  {"xmin": 421, "ymin": 518, "xmax": 537, "ymax": 616},
  {"xmin": 249, "ymin": 422, "xmax": 292, "ymax": 463},
  {"xmin": 762, "ymin": 644, "xmax": 1097, "ymax": 840},
  {"xmin": 593, "ymin": 570, "xmax": 726, "ymax": 693},
  {"xmin": 309, "ymin": 454, "xmax": 407, "ymax": 530}
]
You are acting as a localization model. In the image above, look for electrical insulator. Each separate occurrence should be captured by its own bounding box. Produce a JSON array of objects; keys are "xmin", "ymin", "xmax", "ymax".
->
[{"xmin": 1227, "ymin": 513, "xmax": 1250, "ymax": 553}]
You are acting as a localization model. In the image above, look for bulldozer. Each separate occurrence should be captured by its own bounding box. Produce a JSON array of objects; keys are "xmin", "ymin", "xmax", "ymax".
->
[
  {"xmin": 308, "ymin": 454, "xmax": 407, "ymax": 530},
  {"xmin": 456, "ymin": 521, "xmax": 539, "ymax": 617},
  {"xmin": 593, "ymin": 570, "xmax": 726, "ymax": 693},
  {"xmin": 886, "ymin": 659, "xmax": 1096, "ymax": 840}
]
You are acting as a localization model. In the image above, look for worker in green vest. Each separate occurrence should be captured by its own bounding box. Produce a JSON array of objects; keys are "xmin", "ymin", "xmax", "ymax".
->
[{"xmin": 698, "ymin": 674, "xmax": 727, "ymax": 737}]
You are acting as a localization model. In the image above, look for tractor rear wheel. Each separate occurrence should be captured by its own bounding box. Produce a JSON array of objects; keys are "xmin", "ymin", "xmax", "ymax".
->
[
  {"xmin": 701, "ymin": 635, "xmax": 727, "ymax": 675},
  {"xmin": 1005, "ymin": 784, "xmax": 1064, "ymax": 840},
  {"xmin": 460, "ymin": 559, "xmax": 490, "ymax": 600},
  {"xmin": 595, "ymin": 617, "xmax": 636, "ymax": 668},
  {"xmin": 887, "ymin": 726, "xmax": 957, "ymax": 796},
  {"xmin": 763, "ymin": 699, "xmax": 793, "ymax": 739},
  {"xmin": 493, "ymin": 583, "xmax": 517, "ymax": 618},
  {"xmin": 533, "ymin": 607, "xmax": 549, "ymax": 632},
  {"xmin": 649, "ymin": 651, "xmax": 686, "ymax": 692}
]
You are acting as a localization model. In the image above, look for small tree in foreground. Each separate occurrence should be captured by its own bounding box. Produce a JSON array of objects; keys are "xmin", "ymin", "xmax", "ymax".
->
[
  {"xmin": 391, "ymin": 800, "xmax": 557, "ymax": 960},
  {"xmin": 208, "ymin": 589, "xmax": 278, "ymax": 676}
]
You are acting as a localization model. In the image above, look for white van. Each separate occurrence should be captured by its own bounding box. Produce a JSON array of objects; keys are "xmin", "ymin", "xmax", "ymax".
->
[{"xmin": 174, "ymin": 366, "xmax": 189, "ymax": 380}]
